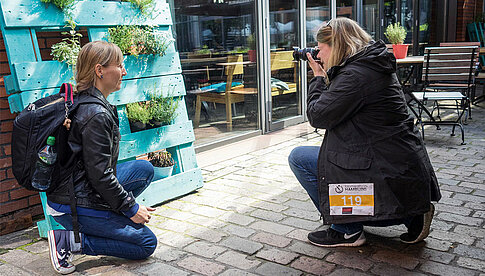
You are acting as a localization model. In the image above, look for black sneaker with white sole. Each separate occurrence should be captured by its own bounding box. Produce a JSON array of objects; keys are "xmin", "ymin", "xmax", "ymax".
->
[
  {"xmin": 308, "ymin": 228, "xmax": 366, "ymax": 247},
  {"xmin": 48, "ymin": 230, "xmax": 76, "ymax": 274},
  {"xmin": 400, "ymin": 203, "xmax": 435, "ymax": 244}
]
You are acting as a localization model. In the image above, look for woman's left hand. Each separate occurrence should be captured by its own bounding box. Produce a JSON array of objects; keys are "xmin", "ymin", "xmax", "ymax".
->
[{"xmin": 307, "ymin": 53, "xmax": 327, "ymax": 78}]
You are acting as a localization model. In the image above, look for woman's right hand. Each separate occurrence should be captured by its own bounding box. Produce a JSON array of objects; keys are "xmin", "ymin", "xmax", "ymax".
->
[
  {"xmin": 307, "ymin": 53, "xmax": 327, "ymax": 78},
  {"xmin": 130, "ymin": 205, "xmax": 156, "ymax": 224}
]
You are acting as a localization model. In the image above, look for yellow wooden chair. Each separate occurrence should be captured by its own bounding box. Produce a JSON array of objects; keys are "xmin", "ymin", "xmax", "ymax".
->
[{"xmin": 270, "ymin": 50, "xmax": 298, "ymax": 96}]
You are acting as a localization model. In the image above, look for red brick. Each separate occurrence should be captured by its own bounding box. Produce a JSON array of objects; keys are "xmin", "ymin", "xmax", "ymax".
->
[
  {"xmin": 0, "ymin": 191, "xmax": 8, "ymax": 203},
  {"xmin": 28, "ymin": 194, "xmax": 41, "ymax": 206},
  {"xmin": 6, "ymin": 168, "xmax": 13, "ymax": 178},
  {"xmin": 0, "ymin": 40, "xmax": 5, "ymax": 50},
  {"xmin": 0, "ymin": 214, "xmax": 33, "ymax": 236},
  {"xmin": 0, "ymin": 109, "xmax": 16, "ymax": 120},
  {"xmin": 0, "ymin": 121, "xmax": 13, "ymax": 132},
  {"xmin": 0, "ymin": 51, "xmax": 7, "ymax": 63},
  {"xmin": 0, "ymin": 63, "xmax": 10, "ymax": 75},
  {"xmin": 9, "ymin": 188, "xmax": 36, "ymax": 200},
  {"xmin": 0, "ymin": 178, "xmax": 17, "ymax": 192},
  {"xmin": 0, "ymin": 132, "xmax": 11, "ymax": 144},
  {"xmin": 371, "ymin": 250, "xmax": 420, "ymax": 270},
  {"xmin": 0, "ymin": 86, "xmax": 6, "ymax": 97},
  {"xmin": 3, "ymin": 144, "xmax": 11, "ymax": 155},
  {"xmin": 0, "ymin": 98, "xmax": 9, "ymax": 109},
  {"xmin": 326, "ymin": 252, "xmax": 374, "ymax": 272},
  {"xmin": 0, "ymin": 198, "xmax": 28, "ymax": 215},
  {"xmin": 41, "ymin": 49, "xmax": 53, "ymax": 61},
  {"xmin": 37, "ymin": 38, "xmax": 46, "ymax": 49},
  {"xmin": 0, "ymin": 156, "xmax": 11, "ymax": 168},
  {"xmin": 46, "ymin": 38, "xmax": 63, "ymax": 48}
]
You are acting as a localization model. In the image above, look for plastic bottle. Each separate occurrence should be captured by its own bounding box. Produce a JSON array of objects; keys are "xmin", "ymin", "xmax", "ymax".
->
[{"xmin": 32, "ymin": 136, "xmax": 57, "ymax": 191}]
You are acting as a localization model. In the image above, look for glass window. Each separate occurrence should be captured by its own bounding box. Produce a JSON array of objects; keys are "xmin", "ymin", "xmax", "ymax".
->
[
  {"xmin": 336, "ymin": 0, "xmax": 355, "ymax": 19},
  {"xmin": 169, "ymin": 0, "xmax": 259, "ymax": 146}
]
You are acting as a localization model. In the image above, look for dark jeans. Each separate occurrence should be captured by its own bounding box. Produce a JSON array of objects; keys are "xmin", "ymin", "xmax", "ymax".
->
[
  {"xmin": 53, "ymin": 160, "xmax": 157, "ymax": 260},
  {"xmin": 288, "ymin": 146, "xmax": 411, "ymax": 234}
]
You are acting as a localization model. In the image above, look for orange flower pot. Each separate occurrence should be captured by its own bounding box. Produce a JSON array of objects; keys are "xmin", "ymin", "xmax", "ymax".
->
[{"xmin": 392, "ymin": 44, "xmax": 409, "ymax": 59}]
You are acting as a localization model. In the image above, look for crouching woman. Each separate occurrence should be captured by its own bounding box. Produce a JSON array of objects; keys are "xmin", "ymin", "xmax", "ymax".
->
[
  {"xmin": 288, "ymin": 18, "xmax": 441, "ymax": 247},
  {"xmin": 46, "ymin": 41, "xmax": 157, "ymax": 274}
]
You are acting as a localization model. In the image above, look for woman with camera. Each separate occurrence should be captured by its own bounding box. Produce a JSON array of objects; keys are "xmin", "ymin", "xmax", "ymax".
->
[{"xmin": 288, "ymin": 17, "xmax": 441, "ymax": 247}]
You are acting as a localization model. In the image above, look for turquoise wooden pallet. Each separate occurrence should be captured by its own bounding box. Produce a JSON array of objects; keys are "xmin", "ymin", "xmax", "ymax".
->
[
  {"xmin": 0, "ymin": 0, "xmax": 203, "ymax": 238},
  {"xmin": 467, "ymin": 22, "xmax": 485, "ymax": 66}
]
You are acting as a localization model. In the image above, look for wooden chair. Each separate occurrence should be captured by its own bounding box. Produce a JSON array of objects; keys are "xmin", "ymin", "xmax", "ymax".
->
[
  {"xmin": 270, "ymin": 51, "xmax": 298, "ymax": 96},
  {"xmin": 193, "ymin": 54, "xmax": 245, "ymax": 131},
  {"xmin": 410, "ymin": 46, "xmax": 478, "ymax": 144}
]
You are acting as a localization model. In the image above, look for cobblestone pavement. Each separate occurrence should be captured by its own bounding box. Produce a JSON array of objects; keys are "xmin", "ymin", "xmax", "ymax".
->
[{"xmin": 1, "ymin": 104, "xmax": 485, "ymax": 276}]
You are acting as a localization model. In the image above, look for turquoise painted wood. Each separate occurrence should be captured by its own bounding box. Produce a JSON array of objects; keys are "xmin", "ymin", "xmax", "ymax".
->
[{"xmin": 0, "ymin": 0, "xmax": 204, "ymax": 238}]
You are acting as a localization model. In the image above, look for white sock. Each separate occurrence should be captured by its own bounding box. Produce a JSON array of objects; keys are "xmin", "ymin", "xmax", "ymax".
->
[{"xmin": 69, "ymin": 231, "xmax": 82, "ymax": 253}]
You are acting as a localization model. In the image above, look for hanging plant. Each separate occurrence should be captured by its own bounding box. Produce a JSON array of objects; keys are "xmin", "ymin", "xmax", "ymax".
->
[
  {"xmin": 122, "ymin": 0, "xmax": 155, "ymax": 16},
  {"xmin": 51, "ymin": 19, "xmax": 82, "ymax": 67},
  {"xmin": 146, "ymin": 87, "xmax": 181, "ymax": 127},
  {"xmin": 108, "ymin": 25, "xmax": 173, "ymax": 57},
  {"xmin": 40, "ymin": 0, "xmax": 75, "ymax": 12}
]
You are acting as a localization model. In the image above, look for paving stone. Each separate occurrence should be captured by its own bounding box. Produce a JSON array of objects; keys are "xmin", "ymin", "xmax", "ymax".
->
[
  {"xmin": 252, "ymin": 201, "xmax": 288, "ymax": 212},
  {"xmin": 286, "ymin": 229, "xmax": 310, "ymax": 242},
  {"xmin": 250, "ymin": 209, "xmax": 286, "ymax": 222},
  {"xmin": 454, "ymin": 225, "xmax": 485, "ymax": 238},
  {"xmin": 419, "ymin": 260, "xmax": 476, "ymax": 276},
  {"xmin": 0, "ymin": 249, "xmax": 41, "ymax": 265},
  {"xmin": 0, "ymin": 264, "xmax": 32, "ymax": 276},
  {"xmin": 221, "ymin": 224, "xmax": 256, "ymax": 238},
  {"xmin": 371, "ymin": 249, "xmax": 420, "ymax": 270},
  {"xmin": 23, "ymin": 240, "xmax": 48, "ymax": 254},
  {"xmin": 177, "ymin": 256, "xmax": 225, "ymax": 276},
  {"xmin": 473, "ymin": 210, "xmax": 485, "ymax": 219},
  {"xmin": 184, "ymin": 241, "xmax": 226, "ymax": 259},
  {"xmin": 185, "ymin": 226, "xmax": 227, "ymax": 243},
  {"xmin": 21, "ymin": 252, "xmax": 61, "ymax": 275},
  {"xmin": 215, "ymin": 251, "xmax": 260, "ymax": 270},
  {"xmin": 403, "ymin": 247, "xmax": 456, "ymax": 264},
  {"xmin": 219, "ymin": 213, "xmax": 255, "ymax": 226},
  {"xmin": 254, "ymin": 262, "xmax": 302, "ymax": 276},
  {"xmin": 453, "ymin": 244, "xmax": 485, "ymax": 261},
  {"xmin": 190, "ymin": 215, "xmax": 227, "ymax": 229},
  {"xmin": 220, "ymin": 236, "xmax": 263, "ymax": 254},
  {"xmin": 430, "ymin": 219, "xmax": 454, "ymax": 231},
  {"xmin": 191, "ymin": 206, "xmax": 228, "ymax": 218},
  {"xmin": 255, "ymin": 248, "xmax": 299, "ymax": 264},
  {"xmin": 283, "ymin": 199, "xmax": 316, "ymax": 210},
  {"xmin": 290, "ymin": 256, "xmax": 335, "ymax": 275},
  {"xmin": 435, "ymin": 204, "xmax": 473, "ymax": 216},
  {"xmin": 429, "ymin": 229, "xmax": 476, "ymax": 245},
  {"xmin": 438, "ymin": 197, "xmax": 464, "ymax": 206},
  {"xmin": 135, "ymin": 262, "xmax": 189, "ymax": 276},
  {"xmin": 218, "ymin": 269, "xmax": 257, "ymax": 276},
  {"xmin": 250, "ymin": 232, "xmax": 292, "ymax": 248},
  {"xmin": 96, "ymin": 267, "xmax": 138, "ymax": 276},
  {"xmin": 152, "ymin": 244, "xmax": 188, "ymax": 262},
  {"xmin": 0, "ymin": 228, "xmax": 39, "ymax": 250},
  {"xmin": 288, "ymin": 241, "xmax": 329, "ymax": 259},
  {"xmin": 157, "ymin": 231, "xmax": 196, "ymax": 248},
  {"xmin": 282, "ymin": 207, "xmax": 320, "ymax": 221},
  {"xmin": 436, "ymin": 212, "xmax": 483, "ymax": 226},
  {"xmin": 371, "ymin": 263, "xmax": 426, "ymax": 276},
  {"xmin": 280, "ymin": 217, "xmax": 321, "ymax": 231},
  {"xmin": 327, "ymin": 268, "xmax": 370, "ymax": 276},
  {"xmin": 249, "ymin": 221, "xmax": 294, "ymax": 236},
  {"xmin": 326, "ymin": 251, "xmax": 374, "ymax": 271},
  {"xmin": 453, "ymin": 193, "xmax": 485, "ymax": 204},
  {"xmin": 456, "ymin": 256, "xmax": 485, "ymax": 272}
]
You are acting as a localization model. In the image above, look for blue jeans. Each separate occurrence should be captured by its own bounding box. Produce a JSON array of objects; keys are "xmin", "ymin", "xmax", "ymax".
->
[
  {"xmin": 54, "ymin": 160, "xmax": 157, "ymax": 260},
  {"xmin": 288, "ymin": 146, "xmax": 411, "ymax": 234}
]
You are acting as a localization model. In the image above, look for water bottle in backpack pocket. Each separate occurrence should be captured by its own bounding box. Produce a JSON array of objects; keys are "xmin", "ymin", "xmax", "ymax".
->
[{"xmin": 32, "ymin": 136, "xmax": 57, "ymax": 191}]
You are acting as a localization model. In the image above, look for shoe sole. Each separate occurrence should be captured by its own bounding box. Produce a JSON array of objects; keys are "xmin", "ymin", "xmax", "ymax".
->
[
  {"xmin": 308, "ymin": 232, "xmax": 366, "ymax": 247},
  {"xmin": 47, "ymin": 230, "xmax": 76, "ymax": 275},
  {"xmin": 402, "ymin": 203, "xmax": 435, "ymax": 244}
]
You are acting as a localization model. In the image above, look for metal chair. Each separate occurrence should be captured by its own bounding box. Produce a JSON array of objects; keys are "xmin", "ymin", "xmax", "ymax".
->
[{"xmin": 409, "ymin": 46, "xmax": 478, "ymax": 145}]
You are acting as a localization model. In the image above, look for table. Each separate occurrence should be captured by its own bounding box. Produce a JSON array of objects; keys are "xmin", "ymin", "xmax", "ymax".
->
[{"xmin": 396, "ymin": 56, "xmax": 424, "ymax": 88}]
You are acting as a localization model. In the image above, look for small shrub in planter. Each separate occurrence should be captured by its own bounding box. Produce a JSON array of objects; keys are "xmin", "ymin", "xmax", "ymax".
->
[
  {"xmin": 148, "ymin": 150, "xmax": 175, "ymax": 180},
  {"xmin": 108, "ymin": 25, "xmax": 173, "ymax": 57},
  {"xmin": 146, "ymin": 89, "xmax": 181, "ymax": 128},
  {"xmin": 126, "ymin": 102, "xmax": 151, "ymax": 132},
  {"xmin": 384, "ymin": 23, "xmax": 408, "ymax": 59},
  {"xmin": 51, "ymin": 19, "xmax": 82, "ymax": 68}
]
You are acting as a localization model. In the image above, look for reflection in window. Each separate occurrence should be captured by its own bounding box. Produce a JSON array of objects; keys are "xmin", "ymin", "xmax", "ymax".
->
[{"xmin": 306, "ymin": 0, "xmax": 330, "ymax": 47}]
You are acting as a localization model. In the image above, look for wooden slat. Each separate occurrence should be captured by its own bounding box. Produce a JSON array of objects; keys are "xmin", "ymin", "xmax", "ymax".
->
[
  {"xmin": 427, "ymin": 60, "xmax": 473, "ymax": 67},
  {"xmin": 7, "ymin": 74, "xmax": 187, "ymax": 113},
  {"xmin": 426, "ymin": 67, "xmax": 471, "ymax": 74},
  {"xmin": 136, "ymin": 168, "xmax": 203, "ymax": 207},
  {"xmin": 0, "ymin": 0, "xmax": 172, "ymax": 28},
  {"xmin": 429, "ymin": 53, "xmax": 476, "ymax": 60},
  {"xmin": 425, "ymin": 46, "xmax": 478, "ymax": 54},
  {"xmin": 426, "ymin": 74, "xmax": 472, "ymax": 81},
  {"xmin": 118, "ymin": 121, "xmax": 195, "ymax": 160},
  {"xmin": 117, "ymin": 106, "xmax": 131, "ymax": 135}
]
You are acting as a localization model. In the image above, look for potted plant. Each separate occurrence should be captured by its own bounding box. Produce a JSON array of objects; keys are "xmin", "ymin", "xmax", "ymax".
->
[
  {"xmin": 108, "ymin": 25, "xmax": 173, "ymax": 57},
  {"xmin": 126, "ymin": 102, "xmax": 151, "ymax": 132},
  {"xmin": 247, "ymin": 33, "xmax": 257, "ymax": 62},
  {"xmin": 148, "ymin": 150, "xmax": 175, "ymax": 180},
  {"xmin": 146, "ymin": 89, "xmax": 181, "ymax": 128},
  {"xmin": 384, "ymin": 22, "xmax": 408, "ymax": 59}
]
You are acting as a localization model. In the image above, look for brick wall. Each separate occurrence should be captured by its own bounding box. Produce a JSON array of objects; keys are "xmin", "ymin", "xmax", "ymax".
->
[
  {"xmin": 0, "ymin": 29, "xmax": 89, "ymax": 236},
  {"xmin": 457, "ymin": 0, "xmax": 484, "ymax": 41}
]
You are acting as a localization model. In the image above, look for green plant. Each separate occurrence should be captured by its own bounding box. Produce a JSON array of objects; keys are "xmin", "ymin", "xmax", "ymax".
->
[
  {"xmin": 126, "ymin": 102, "xmax": 151, "ymax": 124},
  {"xmin": 40, "ymin": 0, "xmax": 75, "ymax": 11},
  {"xmin": 247, "ymin": 33, "xmax": 256, "ymax": 50},
  {"xmin": 195, "ymin": 45, "xmax": 211, "ymax": 55},
  {"xmin": 148, "ymin": 150, "xmax": 174, "ymax": 167},
  {"xmin": 122, "ymin": 0, "xmax": 154, "ymax": 16},
  {"xmin": 51, "ymin": 19, "xmax": 82, "ymax": 67},
  {"xmin": 146, "ymin": 88, "xmax": 181, "ymax": 125},
  {"xmin": 384, "ymin": 23, "xmax": 407, "ymax": 45},
  {"xmin": 108, "ymin": 25, "xmax": 173, "ymax": 57},
  {"xmin": 228, "ymin": 47, "xmax": 249, "ymax": 54}
]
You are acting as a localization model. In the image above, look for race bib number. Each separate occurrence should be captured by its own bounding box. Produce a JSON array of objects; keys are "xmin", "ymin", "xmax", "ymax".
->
[{"xmin": 328, "ymin": 183, "xmax": 374, "ymax": 216}]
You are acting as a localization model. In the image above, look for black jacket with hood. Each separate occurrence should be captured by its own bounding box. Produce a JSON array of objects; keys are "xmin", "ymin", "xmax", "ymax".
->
[{"xmin": 307, "ymin": 40, "xmax": 441, "ymax": 224}]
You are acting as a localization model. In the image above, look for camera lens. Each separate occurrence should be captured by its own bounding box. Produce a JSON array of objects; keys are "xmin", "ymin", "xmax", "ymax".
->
[{"xmin": 293, "ymin": 47, "xmax": 320, "ymax": 61}]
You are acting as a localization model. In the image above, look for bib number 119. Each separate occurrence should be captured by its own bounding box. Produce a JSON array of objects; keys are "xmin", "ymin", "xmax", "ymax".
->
[{"xmin": 341, "ymin": 195, "xmax": 362, "ymax": 206}]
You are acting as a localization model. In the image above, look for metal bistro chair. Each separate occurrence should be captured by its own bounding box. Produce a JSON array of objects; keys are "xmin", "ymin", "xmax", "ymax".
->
[{"xmin": 410, "ymin": 46, "xmax": 478, "ymax": 145}]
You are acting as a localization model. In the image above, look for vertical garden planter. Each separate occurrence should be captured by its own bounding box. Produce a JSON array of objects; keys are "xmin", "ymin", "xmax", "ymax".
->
[{"xmin": 0, "ymin": 0, "xmax": 204, "ymax": 238}]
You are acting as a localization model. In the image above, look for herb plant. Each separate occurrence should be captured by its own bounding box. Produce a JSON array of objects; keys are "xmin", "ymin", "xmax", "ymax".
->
[
  {"xmin": 122, "ymin": 0, "xmax": 154, "ymax": 16},
  {"xmin": 51, "ymin": 19, "xmax": 82, "ymax": 67},
  {"xmin": 146, "ymin": 88, "xmax": 181, "ymax": 125},
  {"xmin": 148, "ymin": 151, "xmax": 175, "ymax": 167},
  {"xmin": 40, "ymin": 0, "xmax": 75, "ymax": 11},
  {"xmin": 108, "ymin": 25, "xmax": 173, "ymax": 57},
  {"xmin": 384, "ymin": 23, "xmax": 407, "ymax": 45},
  {"xmin": 126, "ymin": 102, "xmax": 151, "ymax": 124}
]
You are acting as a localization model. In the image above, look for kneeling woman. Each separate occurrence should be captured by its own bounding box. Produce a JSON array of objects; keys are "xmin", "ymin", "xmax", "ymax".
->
[
  {"xmin": 46, "ymin": 41, "xmax": 157, "ymax": 274},
  {"xmin": 288, "ymin": 18, "xmax": 441, "ymax": 247}
]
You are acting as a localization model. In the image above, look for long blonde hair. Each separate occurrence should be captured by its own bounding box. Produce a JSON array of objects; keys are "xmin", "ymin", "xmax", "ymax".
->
[
  {"xmin": 75, "ymin": 41, "xmax": 123, "ymax": 92},
  {"xmin": 316, "ymin": 17, "xmax": 372, "ymax": 68}
]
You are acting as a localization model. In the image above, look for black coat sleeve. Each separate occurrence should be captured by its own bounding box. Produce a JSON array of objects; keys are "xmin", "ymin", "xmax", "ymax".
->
[
  {"xmin": 81, "ymin": 112, "xmax": 135, "ymax": 213},
  {"xmin": 307, "ymin": 72, "xmax": 365, "ymax": 130}
]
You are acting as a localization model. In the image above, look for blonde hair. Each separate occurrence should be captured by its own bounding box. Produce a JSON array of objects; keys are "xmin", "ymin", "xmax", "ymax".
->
[
  {"xmin": 316, "ymin": 17, "xmax": 372, "ymax": 68},
  {"xmin": 75, "ymin": 41, "xmax": 123, "ymax": 92}
]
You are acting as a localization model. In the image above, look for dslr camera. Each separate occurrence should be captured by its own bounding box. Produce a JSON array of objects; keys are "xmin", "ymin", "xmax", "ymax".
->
[{"xmin": 292, "ymin": 47, "xmax": 320, "ymax": 61}]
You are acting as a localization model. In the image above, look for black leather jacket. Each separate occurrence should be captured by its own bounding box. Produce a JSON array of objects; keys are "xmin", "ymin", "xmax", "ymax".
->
[{"xmin": 47, "ymin": 87, "xmax": 136, "ymax": 214}]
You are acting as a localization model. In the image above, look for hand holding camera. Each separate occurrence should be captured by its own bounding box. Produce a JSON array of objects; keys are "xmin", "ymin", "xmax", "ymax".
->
[{"xmin": 293, "ymin": 47, "xmax": 327, "ymax": 78}]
